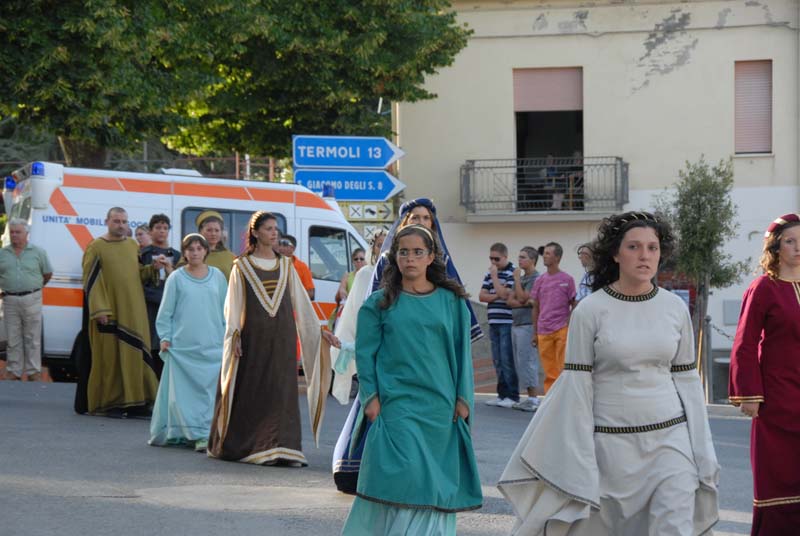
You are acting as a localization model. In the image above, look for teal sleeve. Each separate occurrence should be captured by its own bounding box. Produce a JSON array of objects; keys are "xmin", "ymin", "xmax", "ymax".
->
[
  {"xmin": 155, "ymin": 272, "xmax": 178, "ymax": 343},
  {"xmin": 355, "ymin": 295, "xmax": 382, "ymax": 408},
  {"xmin": 455, "ymin": 298, "xmax": 474, "ymax": 413}
]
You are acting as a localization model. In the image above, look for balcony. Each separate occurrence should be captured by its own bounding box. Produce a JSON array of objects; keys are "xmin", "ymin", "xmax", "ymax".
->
[{"xmin": 460, "ymin": 156, "xmax": 629, "ymax": 222}]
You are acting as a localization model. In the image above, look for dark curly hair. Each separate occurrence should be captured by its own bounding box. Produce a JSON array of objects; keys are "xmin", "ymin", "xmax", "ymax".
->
[
  {"xmin": 379, "ymin": 225, "xmax": 468, "ymax": 309},
  {"xmin": 589, "ymin": 211, "xmax": 675, "ymax": 291},
  {"xmin": 761, "ymin": 221, "xmax": 800, "ymax": 279}
]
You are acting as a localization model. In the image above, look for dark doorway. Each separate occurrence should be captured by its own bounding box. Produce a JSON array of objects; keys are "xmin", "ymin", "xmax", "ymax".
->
[{"xmin": 515, "ymin": 111, "xmax": 584, "ymax": 211}]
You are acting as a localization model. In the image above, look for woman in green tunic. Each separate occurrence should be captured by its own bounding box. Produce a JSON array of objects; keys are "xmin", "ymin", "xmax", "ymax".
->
[
  {"xmin": 342, "ymin": 225, "xmax": 482, "ymax": 535},
  {"xmin": 196, "ymin": 210, "xmax": 236, "ymax": 281}
]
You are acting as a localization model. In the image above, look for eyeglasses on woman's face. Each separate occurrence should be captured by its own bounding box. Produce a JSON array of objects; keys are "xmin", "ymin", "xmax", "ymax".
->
[
  {"xmin": 397, "ymin": 248, "xmax": 430, "ymax": 259},
  {"xmin": 353, "ymin": 256, "xmax": 365, "ymax": 262}
]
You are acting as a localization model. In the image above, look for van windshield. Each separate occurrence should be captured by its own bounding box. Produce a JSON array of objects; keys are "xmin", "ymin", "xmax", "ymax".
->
[{"xmin": 8, "ymin": 195, "xmax": 31, "ymax": 222}]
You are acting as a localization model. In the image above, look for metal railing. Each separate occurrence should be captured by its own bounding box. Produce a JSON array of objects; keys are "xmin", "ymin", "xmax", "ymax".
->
[{"xmin": 460, "ymin": 156, "xmax": 629, "ymax": 214}]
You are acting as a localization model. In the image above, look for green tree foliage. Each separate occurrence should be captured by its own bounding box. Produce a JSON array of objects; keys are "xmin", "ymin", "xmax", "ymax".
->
[
  {"xmin": 654, "ymin": 157, "xmax": 749, "ymax": 392},
  {"xmin": 655, "ymin": 157, "xmax": 748, "ymax": 292},
  {"xmin": 166, "ymin": 1, "xmax": 470, "ymax": 157},
  {"xmin": 0, "ymin": 1, "xmax": 265, "ymax": 166},
  {"xmin": 0, "ymin": 1, "xmax": 470, "ymax": 166}
]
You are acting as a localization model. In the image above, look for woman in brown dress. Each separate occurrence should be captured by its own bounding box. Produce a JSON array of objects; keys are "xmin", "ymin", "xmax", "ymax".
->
[{"xmin": 207, "ymin": 211, "xmax": 338, "ymax": 466}]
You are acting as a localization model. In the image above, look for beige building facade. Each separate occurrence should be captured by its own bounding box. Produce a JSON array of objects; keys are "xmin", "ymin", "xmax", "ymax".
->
[{"xmin": 394, "ymin": 0, "xmax": 799, "ymax": 354}]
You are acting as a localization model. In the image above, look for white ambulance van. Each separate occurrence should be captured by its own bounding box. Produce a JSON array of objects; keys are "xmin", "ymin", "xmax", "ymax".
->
[{"xmin": 1, "ymin": 161, "xmax": 367, "ymax": 380}]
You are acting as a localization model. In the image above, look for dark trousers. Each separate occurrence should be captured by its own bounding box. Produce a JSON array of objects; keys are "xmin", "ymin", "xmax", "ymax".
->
[{"xmin": 489, "ymin": 323, "xmax": 519, "ymax": 401}]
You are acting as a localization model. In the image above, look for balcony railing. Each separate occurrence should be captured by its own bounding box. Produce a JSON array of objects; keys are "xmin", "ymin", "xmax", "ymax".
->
[{"xmin": 460, "ymin": 156, "xmax": 629, "ymax": 215}]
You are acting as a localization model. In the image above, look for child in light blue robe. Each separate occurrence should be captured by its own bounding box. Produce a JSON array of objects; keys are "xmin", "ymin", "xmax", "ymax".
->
[{"xmin": 149, "ymin": 234, "xmax": 226, "ymax": 451}]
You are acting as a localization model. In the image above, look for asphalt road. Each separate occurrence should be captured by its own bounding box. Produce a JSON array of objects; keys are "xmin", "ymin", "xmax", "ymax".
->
[{"xmin": 1, "ymin": 382, "xmax": 754, "ymax": 535}]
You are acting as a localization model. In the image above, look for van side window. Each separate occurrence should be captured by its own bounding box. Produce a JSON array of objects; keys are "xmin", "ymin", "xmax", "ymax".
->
[
  {"xmin": 181, "ymin": 208, "xmax": 285, "ymax": 255},
  {"xmin": 309, "ymin": 226, "xmax": 347, "ymax": 282}
]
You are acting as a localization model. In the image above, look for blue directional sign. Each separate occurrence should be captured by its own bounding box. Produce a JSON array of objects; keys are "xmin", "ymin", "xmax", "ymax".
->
[
  {"xmin": 294, "ymin": 169, "xmax": 405, "ymax": 202},
  {"xmin": 293, "ymin": 135, "xmax": 405, "ymax": 170}
]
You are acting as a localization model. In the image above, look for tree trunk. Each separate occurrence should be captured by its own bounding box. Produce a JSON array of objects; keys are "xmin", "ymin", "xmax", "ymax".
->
[
  {"xmin": 57, "ymin": 136, "xmax": 108, "ymax": 168},
  {"xmin": 693, "ymin": 274, "xmax": 712, "ymax": 401}
]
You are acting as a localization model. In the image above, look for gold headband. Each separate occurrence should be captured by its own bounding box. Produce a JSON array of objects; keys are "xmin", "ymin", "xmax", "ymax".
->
[{"xmin": 612, "ymin": 211, "xmax": 659, "ymax": 233}]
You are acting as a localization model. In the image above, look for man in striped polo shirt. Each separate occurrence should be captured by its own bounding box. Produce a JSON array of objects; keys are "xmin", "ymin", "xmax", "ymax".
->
[{"xmin": 479, "ymin": 243, "xmax": 519, "ymax": 408}]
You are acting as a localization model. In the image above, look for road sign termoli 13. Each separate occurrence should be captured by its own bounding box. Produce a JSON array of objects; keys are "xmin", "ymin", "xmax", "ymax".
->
[{"xmin": 292, "ymin": 135, "xmax": 406, "ymax": 202}]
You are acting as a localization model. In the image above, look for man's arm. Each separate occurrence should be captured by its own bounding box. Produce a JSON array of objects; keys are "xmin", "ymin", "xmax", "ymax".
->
[
  {"xmin": 43, "ymin": 273, "xmax": 53, "ymax": 286},
  {"xmin": 530, "ymin": 300, "xmax": 540, "ymax": 345},
  {"xmin": 512, "ymin": 269, "xmax": 531, "ymax": 303},
  {"xmin": 478, "ymin": 273, "xmax": 496, "ymax": 303},
  {"xmin": 479, "ymin": 288, "xmax": 497, "ymax": 303},
  {"xmin": 490, "ymin": 272, "xmax": 510, "ymax": 300}
]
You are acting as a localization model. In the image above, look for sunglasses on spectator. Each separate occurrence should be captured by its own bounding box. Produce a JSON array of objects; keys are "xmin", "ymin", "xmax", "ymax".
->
[
  {"xmin": 278, "ymin": 239, "xmax": 293, "ymax": 247},
  {"xmin": 353, "ymin": 257, "xmax": 365, "ymax": 261},
  {"xmin": 489, "ymin": 256, "xmax": 502, "ymax": 262}
]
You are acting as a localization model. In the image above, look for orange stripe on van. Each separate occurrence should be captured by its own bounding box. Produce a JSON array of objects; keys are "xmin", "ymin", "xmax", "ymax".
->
[
  {"xmin": 247, "ymin": 188, "xmax": 295, "ymax": 204},
  {"xmin": 43, "ymin": 287, "xmax": 83, "ymax": 308},
  {"xmin": 296, "ymin": 191, "xmax": 332, "ymax": 210},
  {"xmin": 174, "ymin": 182, "xmax": 252, "ymax": 200},
  {"xmin": 63, "ymin": 173, "xmax": 123, "ymax": 190},
  {"xmin": 49, "ymin": 188, "xmax": 78, "ymax": 216},
  {"xmin": 119, "ymin": 178, "xmax": 172, "ymax": 195},
  {"xmin": 66, "ymin": 224, "xmax": 95, "ymax": 251},
  {"xmin": 313, "ymin": 301, "xmax": 338, "ymax": 321}
]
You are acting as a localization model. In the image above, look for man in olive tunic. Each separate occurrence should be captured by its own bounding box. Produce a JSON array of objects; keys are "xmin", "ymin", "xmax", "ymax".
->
[{"xmin": 76, "ymin": 207, "xmax": 159, "ymax": 417}]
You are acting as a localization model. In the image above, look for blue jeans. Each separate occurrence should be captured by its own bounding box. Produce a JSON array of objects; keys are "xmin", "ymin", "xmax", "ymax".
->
[{"xmin": 489, "ymin": 324, "xmax": 519, "ymax": 401}]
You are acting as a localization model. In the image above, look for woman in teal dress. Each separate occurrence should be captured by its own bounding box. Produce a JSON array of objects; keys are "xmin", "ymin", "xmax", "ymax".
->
[
  {"xmin": 149, "ymin": 234, "xmax": 227, "ymax": 451},
  {"xmin": 342, "ymin": 225, "xmax": 483, "ymax": 535}
]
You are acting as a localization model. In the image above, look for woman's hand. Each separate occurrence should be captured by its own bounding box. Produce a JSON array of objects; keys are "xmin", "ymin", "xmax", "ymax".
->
[
  {"xmin": 740, "ymin": 401, "xmax": 760, "ymax": 418},
  {"xmin": 322, "ymin": 330, "xmax": 341, "ymax": 349},
  {"xmin": 159, "ymin": 340, "xmax": 170, "ymax": 353},
  {"xmin": 364, "ymin": 397, "xmax": 381, "ymax": 422},
  {"xmin": 453, "ymin": 400, "xmax": 470, "ymax": 422}
]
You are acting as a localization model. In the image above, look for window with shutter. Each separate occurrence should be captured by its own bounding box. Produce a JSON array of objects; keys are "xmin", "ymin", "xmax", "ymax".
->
[{"xmin": 735, "ymin": 60, "xmax": 772, "ymax": 154}]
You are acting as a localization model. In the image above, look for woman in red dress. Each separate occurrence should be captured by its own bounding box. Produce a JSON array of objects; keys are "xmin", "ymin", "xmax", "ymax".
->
[{"xmin": 729, "ymin": 213, "xmax": 800, "ymax": 534}]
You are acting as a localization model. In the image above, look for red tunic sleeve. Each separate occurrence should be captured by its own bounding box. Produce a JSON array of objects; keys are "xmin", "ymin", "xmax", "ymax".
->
[{"xmin": 728, "ymin": 278, "xmax": 768, "ymax": 405}]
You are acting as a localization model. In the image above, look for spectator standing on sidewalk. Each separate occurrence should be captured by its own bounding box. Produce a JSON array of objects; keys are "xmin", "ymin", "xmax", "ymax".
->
[
  {"xmin": 139, "ymin": 214, "xmax": 180, "ymax": 379},
  {"xmin": 134, "ymin": 224, "xmax": 151, "ymax": 251},
  {"xmin": 531, "ymin": 242, "xmax": 576, "ymax": 393},
  {"xmin": 0, "ymin": 219, "xmax": 52, "ymax": 381},
  {"xmin": 508, "ymin": 246, "xmax": 542, "ymax": 411},
  {"xmin": 480, "ymin": 242, "xmax": 519, "ymax": 408},
  {"xmin": 277, "ymin": 234, "xmax": 315, "ymax": 300},
  {"xmin": 576, "ymin": 243, "xmax": 595, "ymax": 303}
]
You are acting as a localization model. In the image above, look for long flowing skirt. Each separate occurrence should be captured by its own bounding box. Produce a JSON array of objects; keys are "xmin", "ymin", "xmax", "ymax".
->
[
  {"xmin": 333, "ymin": 399, "xmax": 370, "ymax": 492},
  {"xmin": 149, "ymin": 347, "xmax": 220, "ymax": 445},
  {"xmin": 342, "ymin": 496, "xmax": 455, "ymax": 536}
]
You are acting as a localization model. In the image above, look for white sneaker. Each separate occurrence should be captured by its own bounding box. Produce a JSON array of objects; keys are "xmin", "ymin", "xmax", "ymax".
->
[
  {"xmin": 497, "ymin": 398, "xmax": 516, "ymax": 408},
  {"xmin": 485, "ymin": 397, "xmax": 503, "ymax": 406},
  {"xmin": 512, "ymin": 398, "xmax": 539, "ymax": 412}
]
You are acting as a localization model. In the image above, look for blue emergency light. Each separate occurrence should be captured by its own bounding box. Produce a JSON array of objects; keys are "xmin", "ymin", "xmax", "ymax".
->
[
  {"xmin": 30, "ymin": 162, "xmax": 45, "ymax": 176},
  {"xmin": 4, "ymin": 175, "xmax": 15, "ymax": 190},
  {"xmin": 322, "ymin": 184, "xmax": 335, "ymax": 198}
]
